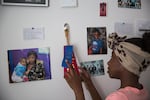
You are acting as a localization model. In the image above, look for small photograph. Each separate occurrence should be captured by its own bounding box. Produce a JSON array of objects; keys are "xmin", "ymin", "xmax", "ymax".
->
[
  {"xmin": 100, "ymin": 2, "xmax": 107, "ymax": 16},
  {"xmin": 80, "ymin": 60, "xmax": 105, "ymax": 76},
  {"xmin": 8, "ymin": 47, "xmax": 51, "ymax": 83},
  {"xmin": 87, "ymin": 27, "xmax": 107, "ymax": 55},
  {"xmin": 118, "ymin": 0, "xmax": 141, "ymax": 9}
]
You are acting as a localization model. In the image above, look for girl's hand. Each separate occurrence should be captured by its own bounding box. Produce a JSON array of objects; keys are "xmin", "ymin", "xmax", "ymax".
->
[
  {"xmin": 64, "ymin": 62, "xmax": 85, "ymax": 100},
  {"xmin": 79, "ymin": 68, "xmax": 93, "ymax": 89},
  {"xmin": 79, "ymin": 68, "xmax": 91, "ymax": 83},
  {"xmin": 80, "ymin": 68, "xmax": 102, "ymax": 100},
  {"xmin": 64, "ymin": 63, "xmax": 83, "ymax": 94}
]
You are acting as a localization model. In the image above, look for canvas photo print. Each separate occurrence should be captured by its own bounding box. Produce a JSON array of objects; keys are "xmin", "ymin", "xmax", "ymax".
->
[
  {"xmin": 8, "ymin": 47, "xmax": 51, "ymax": 83},
  {"xmin": 80, "ymin": 60, "xmax": 105, "ymax": 76},
  {"xmin": 1, "ymin": 0, "xmax": 49, "ymax": 7},
  {"xmin": 118, "ymin": 0, "xmax": 141, "ymax": 9},
  {"xmin": 87, "ymin": 27, "xmax": 107, "ymax": 55}
]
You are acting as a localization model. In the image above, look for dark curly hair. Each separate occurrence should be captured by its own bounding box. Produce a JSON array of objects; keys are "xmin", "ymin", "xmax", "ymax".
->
[
  {"xmin": 92, "ymin": 28, "xmax": 101, "ymax": 35},
  {"xmin": 27, "ymin": 51, "xmax": 38, "ymax": 59}
]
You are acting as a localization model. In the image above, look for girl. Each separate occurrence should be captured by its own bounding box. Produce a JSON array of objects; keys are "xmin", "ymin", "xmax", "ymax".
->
[
  {"xmin": 25, "ymin": 51, "xmax": 45, "ymax": 81},
  {"xmin": 65, "ymin": 32, "xmax": 150, "ymax": 100}
]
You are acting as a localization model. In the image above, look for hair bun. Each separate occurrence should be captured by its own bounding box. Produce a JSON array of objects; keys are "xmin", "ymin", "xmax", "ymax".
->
[{"xmin": 142, "ymin": 32, "xmax": 150, "ymax": 53}]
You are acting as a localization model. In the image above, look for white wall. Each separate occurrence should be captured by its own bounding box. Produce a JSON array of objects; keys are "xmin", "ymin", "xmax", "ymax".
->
[{"xmin": 0, "ymin": 0, "xmax": 150, "ymax": 100}]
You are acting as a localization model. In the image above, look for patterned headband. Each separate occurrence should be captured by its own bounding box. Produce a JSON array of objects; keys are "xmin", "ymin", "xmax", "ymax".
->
[{"xmin": 108, "ymin": 33, "xmax": 150, "ymax": 76}]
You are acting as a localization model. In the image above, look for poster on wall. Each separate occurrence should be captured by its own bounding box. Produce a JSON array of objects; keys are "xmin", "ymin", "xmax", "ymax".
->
[
  {"xmin": 1, "ymin": 0, "xmax": 49, "ymax": 7},
  {"xmin": 8, "ymin": 47, "xmax": 51, "ymax": 83},
  {"xmin": 80, "ymin": 60, "xmax": 104, "ymax": 76},
  {"xmin": 118, "ymin": 0, "xmax": 141, "ymax": 9},
  {"xmin": 87, "ymin": 27, "xmax": 107, "ymax": 55}
]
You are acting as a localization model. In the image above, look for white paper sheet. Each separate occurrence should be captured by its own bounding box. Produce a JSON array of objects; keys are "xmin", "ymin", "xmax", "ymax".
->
[
  {"xmin": 61, "ymin": 0, "xmax": 77, "ymax": 7},
  {"xmin": 135, "ymin": 20, "xmax": 150, "ymax": 36},
  {"xmin": 23, "ymin": 27, "xmax": 45, "ymax": 40},
  {"xmin": 114, "ymin": 22, "xmax": 134, "ymax": 36}
]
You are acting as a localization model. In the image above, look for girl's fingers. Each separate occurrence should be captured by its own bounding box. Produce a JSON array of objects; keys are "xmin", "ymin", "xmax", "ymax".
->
[
  {"xmin": 79, "ymin": 67, "xmax": 91, "ymax": 81},
  {"xmin": 66, "ymin": 62, "xmax": 76, "ymax": 75},
  {"xmin": 64, "ymin": 74, "xmax": 71, "ymax": 85},
  {"xmin": 64, "ymin": 73, "xmax": 70, "ymax": 82},
  {"xmin": 79, "ymin": 67, "xmax": 88, "ymax": 75},
  {"xmin": 64, "ymin": 71, "xmax": 72, "ymax": 79}
]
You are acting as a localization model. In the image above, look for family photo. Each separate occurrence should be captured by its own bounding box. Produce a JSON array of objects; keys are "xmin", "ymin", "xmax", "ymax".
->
[{"xmin": 8, "ymin": 47, "xmax": 51, "ymax": 83}]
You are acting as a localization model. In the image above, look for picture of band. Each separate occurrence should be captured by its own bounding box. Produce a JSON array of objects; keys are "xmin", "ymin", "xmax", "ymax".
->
[
  {"xmin": 8, "ymin": 47, "xmax": 51, "ymax": 83},
  {"xmin": 87, "ymin": 27, "xmax": 107, "ymax": 55},
  {"xmin": 118, "ymin": 0, "xmax": 141, "ymax": 9},
  {"xmin": 80, "ymin": 60, "xmax": 105, "ymax": 76}
]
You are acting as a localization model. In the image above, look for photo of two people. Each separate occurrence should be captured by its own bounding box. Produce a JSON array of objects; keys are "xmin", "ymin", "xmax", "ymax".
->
[{"xmin": 8, "ymin": 47, "xmax": 51, "ymax": 83}]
